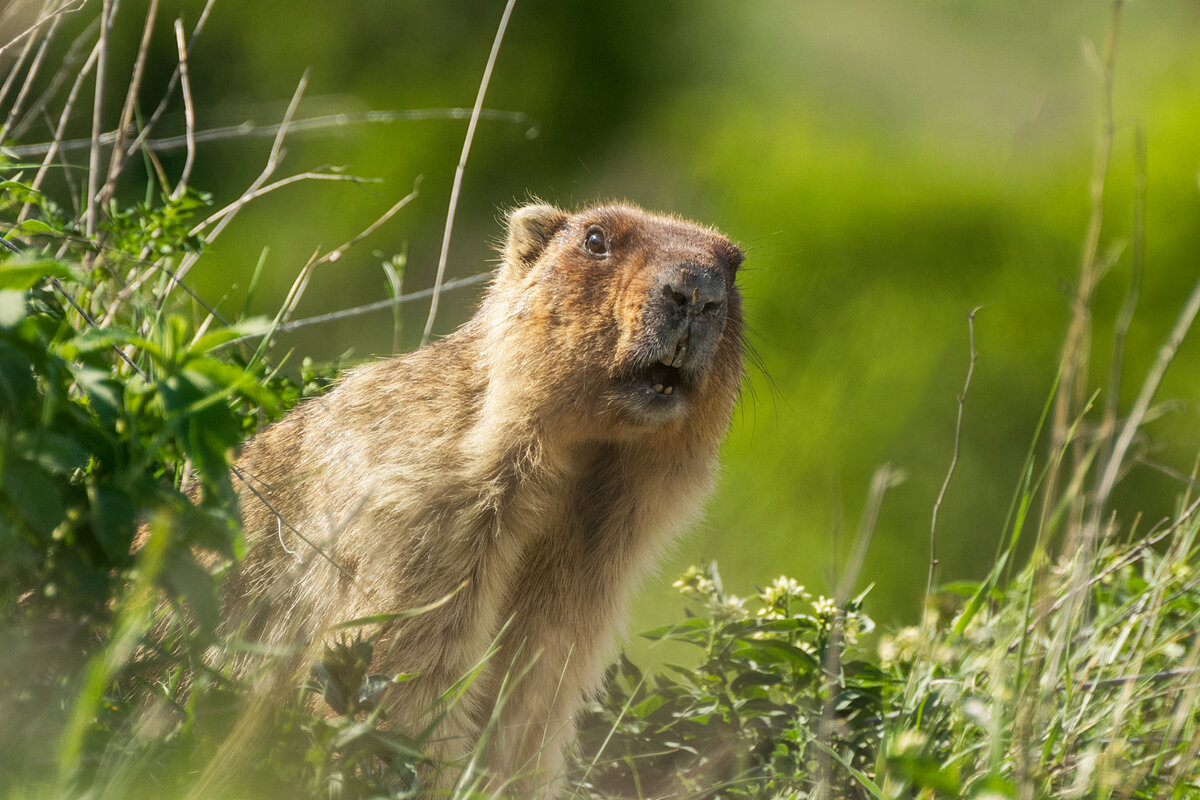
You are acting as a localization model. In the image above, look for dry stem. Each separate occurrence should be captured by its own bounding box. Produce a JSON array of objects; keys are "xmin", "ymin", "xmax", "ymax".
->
[
  {"xmin": 83, "ymin": 0, "xmax": 116, "ymax": 239},
  {"xmin": 19, "ymin": 36, "xmax": 99, "ymax": 221},
  {"xmin": 1043, "ymin": 0, "xmax": 1125, "ymax": 541},
  {"xmin": 6, "ymin": 108, "xmax": 536, "ymax": 158},
  {"xmin": 925, "ymin": 307, "xmax": 981, "ymax": 607},
  {"xmin": 421, "ymin": 0, "xmax": 518, "ymax": 345},
  {"xmin": 169, "ymin": 16, "xmax": 197, "ymax": 201},
  {"xmin": 97, "ymin": 0, "xmax": 158, "ymax": 207}
]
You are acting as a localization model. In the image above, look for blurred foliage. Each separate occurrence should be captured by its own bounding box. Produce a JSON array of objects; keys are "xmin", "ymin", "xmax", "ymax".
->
[
  {"xmin": 0, "ymin": 165, "xmax": 270, "ymax": 788},
  {"xmin": 0, "ymin": 152, "xmax": 408, "ymax": 799}
]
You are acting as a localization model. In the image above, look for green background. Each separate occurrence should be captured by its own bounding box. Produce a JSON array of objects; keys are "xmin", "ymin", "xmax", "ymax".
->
[{"xmin": 35, "ymin": 0, "xmax": 1200, "ymax": 638}]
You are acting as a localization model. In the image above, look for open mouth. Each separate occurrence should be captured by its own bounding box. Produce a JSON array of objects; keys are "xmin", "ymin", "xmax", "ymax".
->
[{"xmin": 639, "ymin": 360, "xmax": 684, "ymax": 397}]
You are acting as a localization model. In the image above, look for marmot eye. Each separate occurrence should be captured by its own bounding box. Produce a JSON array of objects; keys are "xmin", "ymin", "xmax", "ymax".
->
[{"xmin": 583, "ymin": 227, "xmax": 609, "ymax": 257}]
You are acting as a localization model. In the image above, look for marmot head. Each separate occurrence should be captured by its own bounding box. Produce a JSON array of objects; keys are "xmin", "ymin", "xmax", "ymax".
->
[{"xmin": 485, "ymin": 202, "xmax": 743, "ymax": 433}]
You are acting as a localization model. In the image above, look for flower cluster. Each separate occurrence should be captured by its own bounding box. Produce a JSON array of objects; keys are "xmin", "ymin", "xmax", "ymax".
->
[
  {"xmin": 672, "ymin": 564, "xmax": 717, "ymax": 597},
  {"xmin": 757, "ymin": 575, "xmax": 812, "ymax": 621},
  {"xmin": 673, "ymin": 565, "xmax": 876, "ymax": 645}
]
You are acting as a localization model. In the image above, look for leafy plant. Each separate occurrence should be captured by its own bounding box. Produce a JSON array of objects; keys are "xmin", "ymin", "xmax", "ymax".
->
[{"xmin": 572, "ymin": 565, "xmax": 884, "ymax": 799}]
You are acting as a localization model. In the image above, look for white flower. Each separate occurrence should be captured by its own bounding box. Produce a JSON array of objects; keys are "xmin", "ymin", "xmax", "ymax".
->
[{"xmin": 812, "ymin": 596, "xmax": 836, "ymax": 617}]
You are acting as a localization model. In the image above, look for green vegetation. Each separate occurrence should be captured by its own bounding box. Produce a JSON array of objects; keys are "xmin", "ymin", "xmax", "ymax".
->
[{"xmin": 3, "ymin": 0, "xmax": 1199, "ymax": 797}]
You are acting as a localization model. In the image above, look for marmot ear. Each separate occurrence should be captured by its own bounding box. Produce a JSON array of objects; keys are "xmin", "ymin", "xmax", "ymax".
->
[{"xmin": 504, "ymin": 204, "xmax": 567, "ymax": 269}]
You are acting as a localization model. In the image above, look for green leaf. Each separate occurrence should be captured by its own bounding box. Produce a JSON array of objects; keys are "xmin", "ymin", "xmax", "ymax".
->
[
  {"xmin": 89, "ymin": 484, "xmax": 136, "ymax": 564},
  {"xmin": 185, "ymin": 356, "xmax": 277, "ymax": 414},
  {"xmin": 641, "ymin": 615, "xmax": 710, "ymax": 643},
  {"xmin": 164, "ymin": 545, "xmax": 220, "ymax": 633},
  {"xmin": 18, "ymin": 429, "xmax": 90, "ymax": 474},
  {"xmin": 0, "ymin": 290, "xmax": 24, "ymax": 328},
  {"xmin": 728, "ymin": 616, "xmax": 819, "ymax": 639},
  {"xmin": 72, "ymin": 365, "xmax": 123, "ymax": 422},
  {"xmin": 731, "ymin": 639, "xmax": 820, "ymax": 671},
  {"xmin": 331, "ymin": 583, "xmax": 466, "ymax": 629},
  {"xmin": 185, "ymin": 405, "xmax": 241, "ymax": 486},
  {"xmin": 0, "ymin": 458, "xmax": 64, "ymax": 536},
  {"xmin": 190, "ymin": 316, "xmax": 273, "ymax": 354},
  {"xmin": 887, "ymin": 754, "xmax": 962, "ymax": 794},
  {"xmin": 0, "ymin": 340, "xmax": 38, "ymax": 417},
  {"xmin": 812, "ymin": 741, "xmax": 884, "ymax": 795},
  {"xmin": 730, "ymin": 670, "xmax": 784, "ymax": 693},
  {"xmin": 630, "ymin": 693, "xmax": 665, "ymax": 719},
  {"xmin": 59, "ymin": 326, "xmax": 156, "ymax": 360},
  {"xmin": 16, "ymin": 219, "xmax": 55, "ymax": 236},
  {"xmin": 0, "ymin": 258, "xmax": 73, "ymax": 290}
]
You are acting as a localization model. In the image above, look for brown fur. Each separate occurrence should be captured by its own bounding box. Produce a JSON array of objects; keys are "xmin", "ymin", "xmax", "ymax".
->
[{"xmin": 227, "ymin": 202, "xmax": 744, "ymax": 794}]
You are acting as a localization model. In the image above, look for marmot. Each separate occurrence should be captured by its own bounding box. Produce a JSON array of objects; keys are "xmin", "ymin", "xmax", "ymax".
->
[{"xmin": 228, "ymin": 202, "xmax": 745, "ymax": 794}]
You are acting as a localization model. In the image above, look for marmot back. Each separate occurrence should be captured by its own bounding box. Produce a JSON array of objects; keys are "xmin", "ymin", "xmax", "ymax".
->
[{"xmin": 228, "ymin": 202, "xmax": 745, "ymax": 795}]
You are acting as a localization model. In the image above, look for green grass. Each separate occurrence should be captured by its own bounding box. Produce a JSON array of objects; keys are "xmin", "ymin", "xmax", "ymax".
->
[{"xmin": 3, "ymin": 1, "xmax": 1200, "ymax": 797}]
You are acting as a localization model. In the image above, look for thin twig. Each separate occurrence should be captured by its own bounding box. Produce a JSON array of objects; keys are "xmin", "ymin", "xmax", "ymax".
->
[
  {"xmin": 229, "ymin": 465, "xmax": 355, "ymax": 583},
  {"xmin": 266, "ymin": 182, "xmax": 421, "ymax": 338},
  {"xmin": 4, "ymin": 108, "xmax": 538, "ymax": 158},
  {"xmin": 0, "ymin": 0, "xmax": 84, "ymax": 59},
  {"xmin": 119, "ymin": 0, "xmax": 216, "ymax": 160},
  {"xmin": 816, "ymin": 464, "xmax": 895, "ymax": 799},
  {"xmin": 98, "ymin": 0, "xmax": 158, "ymax": 206},
  {"xmin": 421, "ymin": 0, "xmax": 518, "ymax": 345},
  {"xmin": 85, "ymin": 0, "xmax": 115, "ymax": 238},
  {"xmin": 1092, "ymin": 273, "xmax": 1200, "ymax": 512},
  {"xmin": 8, "ymin": 14, "xmax": 98, "ymax": 143},
  {"xmin": 115, "ymin": 168, "xmax": 372, "ymax": 328},
  {"xmin": 1096, "ymin": 124, "xmax": 1146, "ymax": 492},
  {"xmin": 50, "ymin": 277, "xmax": 148, "ymax": 379},
  {"xmin": 20, "ymin": 37, "xmax": 100, "ymax": 221},
  {"xmin": 0, "ymin": 12, "xmax": 58, "ymax": 146},
  {"xmin": 218, "ymin": 270, "xmax": 492, "ymax": 348},
  {"xmin": 161, "ymin": 68, "xmax": 309, "ymax": 300},
  {"xmin": 1043, "ymin": 0, "xmax": 1124, "ymax": 545},
  {"xmin": 169, "ymin": 17, "xmax": 197, "ymax": 201},
  {"xmin": 187, "ymin": 170, "xmax": 374, "ymax": 239},
  {"xmin": 926, "ymin": 307, "xmax": 981, "ymax": 607}
]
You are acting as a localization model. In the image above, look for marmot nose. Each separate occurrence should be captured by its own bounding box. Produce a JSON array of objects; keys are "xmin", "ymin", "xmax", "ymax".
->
[{"xmin": 663, "ymin": 266, "xmax": 725, "ymax": 316}]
